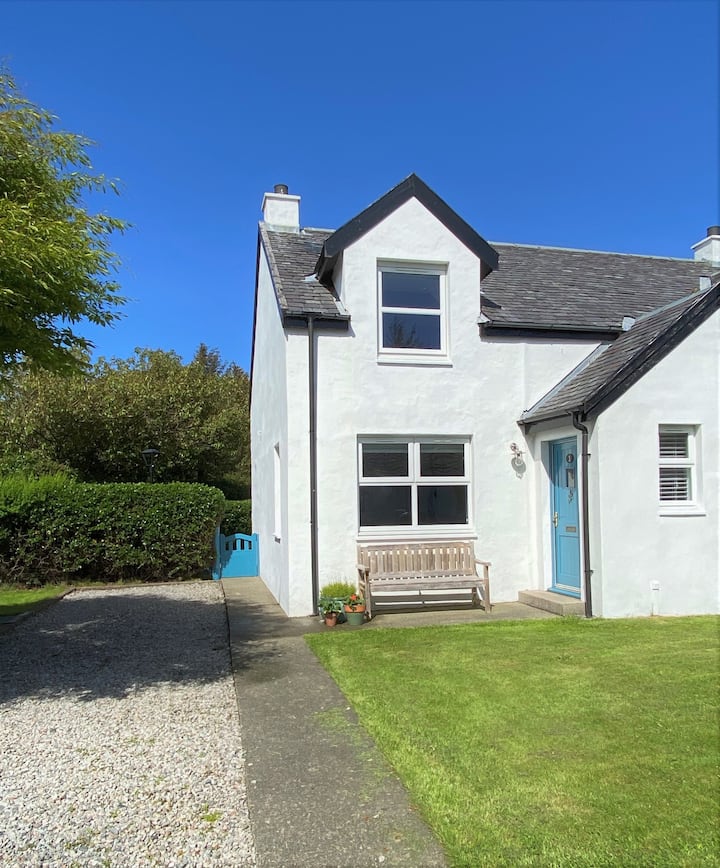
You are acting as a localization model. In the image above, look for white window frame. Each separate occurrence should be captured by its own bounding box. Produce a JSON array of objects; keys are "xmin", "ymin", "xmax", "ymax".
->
[
  {"xmin": 377, "ymin": 262, "xmax": 449, "ymax": 364},
  {"xmin": 357, "ymin": 437, "xmax": 472, "ymax": 538},
  {"xmin": 658, "ymin": 425, "xmax": 703, "ymax": 515}
]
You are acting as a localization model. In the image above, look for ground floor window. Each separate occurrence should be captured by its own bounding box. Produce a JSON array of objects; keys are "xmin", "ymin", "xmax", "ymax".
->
[
  {"xmin": 658, "ymin": 425, "xmax": 698, "ymax": 505},
  {"xmin": 358, "ymin": 438, "xmax": 470, "ymax": 530}
]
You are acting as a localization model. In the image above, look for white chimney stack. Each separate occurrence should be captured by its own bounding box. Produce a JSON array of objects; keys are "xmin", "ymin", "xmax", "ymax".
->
[
  {"xmin": 691, "ymin": 225, "xmax": 720, "ymax": 266},
  {"xmin": 261, "ymin": 183, "xmax": 300, "ymax": 231}
]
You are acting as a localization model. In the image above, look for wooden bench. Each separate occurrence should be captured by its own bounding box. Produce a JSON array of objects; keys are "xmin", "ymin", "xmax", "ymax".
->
[{"xmin": 357, "ymin": 541, "xmax": 491, "ymax": 619}]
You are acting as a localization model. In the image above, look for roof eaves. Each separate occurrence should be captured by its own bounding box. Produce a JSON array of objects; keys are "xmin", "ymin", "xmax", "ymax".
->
[{"xmin": 483, "ymin": 319, "xmax": 622, "ymax": 335}]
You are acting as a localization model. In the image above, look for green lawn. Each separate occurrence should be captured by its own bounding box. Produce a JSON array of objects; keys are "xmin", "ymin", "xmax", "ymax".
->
[
  {"xmin": 0, "ymin": 584, "xmax": 71, "ymax": 616},
  {"xmin": 307, "ymin": 617, "xmax": 719, "ymax": 867}
]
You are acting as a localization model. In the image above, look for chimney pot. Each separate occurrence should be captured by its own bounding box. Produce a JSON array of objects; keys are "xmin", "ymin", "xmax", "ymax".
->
[
  {"xmin": 274, "ymin": 184, "xmax": 289, "ymax": 195},
  {"xmin": 707, "ymin": 225, "xmax": 720, "ymax": 237}
]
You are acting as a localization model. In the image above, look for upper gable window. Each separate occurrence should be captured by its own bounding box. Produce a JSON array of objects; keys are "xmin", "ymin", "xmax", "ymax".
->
[{"xmin": 378, "ymin": 264, "xmax": 447, "ymax": 360}]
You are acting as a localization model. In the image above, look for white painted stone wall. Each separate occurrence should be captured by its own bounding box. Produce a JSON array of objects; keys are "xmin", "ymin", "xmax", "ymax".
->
[
  {"xmin": 254, "ymin": 198, "xmax": 718, "ymax": 618},
  {"xmin": 302, "ymin": 198, "xmax": 599, "ymax": 611},
  {"xmin": 589, "ymin": 310, "xmax": 720, "ymax": 617},
  {"xmin": 250, "ymin": 250, "xmax": 290, "ymax": 611}
]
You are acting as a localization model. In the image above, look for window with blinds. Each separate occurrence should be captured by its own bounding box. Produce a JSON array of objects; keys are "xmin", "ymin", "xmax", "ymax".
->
[{"xmin": 658, "ymin": 427, "xmax": 695, "ymax": 504}]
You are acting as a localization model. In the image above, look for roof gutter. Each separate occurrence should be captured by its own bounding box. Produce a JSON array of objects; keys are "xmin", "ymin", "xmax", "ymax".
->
[{"xmin": 571, "ymin": 412, "xmax": 593, "ymax": 618}]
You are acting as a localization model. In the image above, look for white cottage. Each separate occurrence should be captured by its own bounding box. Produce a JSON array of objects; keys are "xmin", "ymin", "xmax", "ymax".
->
[{"xmin": 250, "ymin": 175, "xmax": 720, "ymax": 618}]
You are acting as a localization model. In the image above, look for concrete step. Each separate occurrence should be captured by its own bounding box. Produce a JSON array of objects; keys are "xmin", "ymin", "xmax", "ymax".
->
[{"xmin": 518, "ymin": 590, "xmax": 585, "ymax": 617}]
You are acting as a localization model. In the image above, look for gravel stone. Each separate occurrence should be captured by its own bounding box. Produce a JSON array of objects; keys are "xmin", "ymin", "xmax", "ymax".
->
[{"xmin": 0, "ymin": 582, "xmax": 257, "ymax": 867}]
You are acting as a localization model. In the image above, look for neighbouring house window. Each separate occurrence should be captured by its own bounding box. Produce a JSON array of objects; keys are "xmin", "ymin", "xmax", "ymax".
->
[
  {"xmin": 658, "ymin": 426, "xmax": 697, "ymax": 504},
  {"xmin": 358, "ymin": 439, "xmax": 469, "ymax": 530},
  {"xmin": 273, "ymin": 443, "xmax": 282, "ymax": 540},
  {"xmin": 378, "ymin": 264, "xmax": 447, "ymax": 356}
]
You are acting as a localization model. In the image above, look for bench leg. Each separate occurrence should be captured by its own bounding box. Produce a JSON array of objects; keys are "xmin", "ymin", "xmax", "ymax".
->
[{"xmin": 477, "ymin": 581, "xmax": 492, "ymax": 612}]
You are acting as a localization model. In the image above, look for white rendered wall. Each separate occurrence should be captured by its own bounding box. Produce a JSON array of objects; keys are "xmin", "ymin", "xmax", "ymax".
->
[
  {"xmin": 589, "ymin": 311, "xmax": 720, "ymax": 617},
  {"xmin": 298, "ymin": 198, "xmax": 600, "ymax": 606},
  {"xmin": 250, "ymin": 248, "xmax": 290, "ymax": 611}
]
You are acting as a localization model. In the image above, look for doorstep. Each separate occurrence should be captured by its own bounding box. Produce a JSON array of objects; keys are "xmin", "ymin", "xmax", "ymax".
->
[{"xmin": 518, "ymin": 590, "xmax": 585, "ymax": 617}]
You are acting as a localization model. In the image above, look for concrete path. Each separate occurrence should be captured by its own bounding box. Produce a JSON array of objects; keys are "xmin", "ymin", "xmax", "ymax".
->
[
  {"xmin": 223, "ymin": 578, "xmax": 557, "ymax": 867},
  {"xmin": 222, "ymin": 577, "xmax": 447, "ymax": 867}
]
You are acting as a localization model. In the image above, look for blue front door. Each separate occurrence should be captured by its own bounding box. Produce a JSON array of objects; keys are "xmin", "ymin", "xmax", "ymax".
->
[{"xmin": 550, "ymin": 439, "xmax": 581, "ymax": 596}]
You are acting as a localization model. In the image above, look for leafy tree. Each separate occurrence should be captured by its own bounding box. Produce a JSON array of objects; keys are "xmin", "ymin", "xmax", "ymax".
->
[
  {"xmin": 0, "ymin": 68, "xmax": 127, "ymax": 378},
  {"xmin": 0, "ymin": 345, "xmax": 250, "ymax": 493}
]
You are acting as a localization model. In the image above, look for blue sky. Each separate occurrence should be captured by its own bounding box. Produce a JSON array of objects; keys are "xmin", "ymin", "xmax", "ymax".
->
[{"xmin": 3, "ymin": 0, "xmax": 718, "ymax": 372}]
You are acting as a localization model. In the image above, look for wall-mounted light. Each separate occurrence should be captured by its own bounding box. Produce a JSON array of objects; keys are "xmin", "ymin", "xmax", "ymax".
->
[{"xmin": 510, "ymin": 442, "xmax": 526, "ymax": 478}]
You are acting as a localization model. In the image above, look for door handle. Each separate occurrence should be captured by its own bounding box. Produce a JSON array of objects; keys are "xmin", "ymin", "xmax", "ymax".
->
[{"xmin": 553, "ymin": 512, "xmax": 559, "ymax": 527}]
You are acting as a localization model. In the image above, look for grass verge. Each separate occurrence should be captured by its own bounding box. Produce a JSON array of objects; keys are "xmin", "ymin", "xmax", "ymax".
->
[
  {"xmin": 0, "ymin": 584, "xmax": 71, "ymax": 617},
  {"xmin": 307, "ymin": 616, "xmax": 719, "ymax": 867}
]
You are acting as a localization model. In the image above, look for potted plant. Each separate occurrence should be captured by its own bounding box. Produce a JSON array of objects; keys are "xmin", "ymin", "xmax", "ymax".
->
[
  {"xmin": 319, "ymin": 581, "xmax": 356, "ymax": 623},
  {"xmin": 319, "ymin": 598, "xmax": 343, "ymax": 627},
  {"xmin": 343, "ymin": 591, "xmax": 366, "ymax": 626}
]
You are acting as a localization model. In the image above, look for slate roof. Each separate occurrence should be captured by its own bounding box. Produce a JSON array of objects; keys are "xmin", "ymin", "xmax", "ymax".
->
[
  {"xmin": 520, "ymin": 280, "xmax": 720, "ymax": 426},
  {"xmin": 260, "ymin": 221, "xmax": 711, "ymax": 333},
  {"xmin": 259, "ymin": 224, "xmax": 346, "ymax": 321},
  {"xmin": 481, "ymin": 243, "xmax": 713, "ymax": 332}
]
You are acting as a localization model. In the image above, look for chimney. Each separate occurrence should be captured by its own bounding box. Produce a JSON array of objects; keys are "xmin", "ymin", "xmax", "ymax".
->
[
  {"xmin": 691, "ymin": 225, "xmax": 720, "ymax": 266},
  {"xmin": 261, "ymin": 183, "xmax": 300, "ymax": 231}
]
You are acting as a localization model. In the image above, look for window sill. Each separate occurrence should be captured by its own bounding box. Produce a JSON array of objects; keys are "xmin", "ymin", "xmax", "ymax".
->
[
  {"xmin": 377, "ymin": 354, "xmax": 453, "ymax": 368},
  {"xmin": 658, "ymin": 505, "xmax": 706, "ymax": 517},
  {"xmin": 357, "ymin": 527, "xmax": 476, "ymax": 542}
]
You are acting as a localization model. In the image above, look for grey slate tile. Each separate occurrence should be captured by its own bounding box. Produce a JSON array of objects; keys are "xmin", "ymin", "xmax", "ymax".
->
[{"xmin": 483, "ymin": 243, "xmax": 711, "ymax": 329}]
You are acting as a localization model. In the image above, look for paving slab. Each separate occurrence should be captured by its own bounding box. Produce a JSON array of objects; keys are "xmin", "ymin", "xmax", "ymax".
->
[{"xmin": 222, "ymin": 577, "xmax": 447, "ymax": 868}]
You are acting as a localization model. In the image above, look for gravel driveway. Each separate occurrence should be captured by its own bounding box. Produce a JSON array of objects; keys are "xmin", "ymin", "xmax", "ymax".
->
[{"xmin": 0, "ymin": 582, "xmax": 257, "ymax": 867}]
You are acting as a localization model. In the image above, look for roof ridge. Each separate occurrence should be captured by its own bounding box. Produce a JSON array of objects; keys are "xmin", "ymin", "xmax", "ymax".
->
[{"xmin": 489, "ymin": 240, "xmax": 699, "ymax": 263}]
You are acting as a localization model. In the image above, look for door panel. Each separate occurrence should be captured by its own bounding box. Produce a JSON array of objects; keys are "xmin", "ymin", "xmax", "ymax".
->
[{"xmin": 550, "ymin": 439, "xmax": 581, "ymax": 595}]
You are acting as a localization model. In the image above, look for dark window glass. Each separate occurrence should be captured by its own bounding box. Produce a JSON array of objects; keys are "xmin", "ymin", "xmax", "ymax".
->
[
  {"xmin": 382, "ymin": 272, "xmax": 440, "ymax": 310},
  {"xmin": 420, "ymin": 443, "xmax": 465, "ymax": 477},
  {"xmin": 362, "ymin": 443, "xmax": 408, "ymax": 477},
  {"xmin": 418, "ymin": 485, "xmax": 468, "ymax": 525},
  {"xmin": 382, "ymin": 313, "xmax": 441, "ymax": 349},
  {"xmin": 359, "ymin": 486, "xmax": 412, "ymax": 526}
]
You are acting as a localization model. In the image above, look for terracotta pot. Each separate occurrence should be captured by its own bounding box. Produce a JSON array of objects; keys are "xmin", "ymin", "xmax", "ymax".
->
[
  {"xmin": 343, "ymin": 604, "xmax": 366, "ymax": 613},
  {"xmin": 323, "ymin": 613, "xmax": 338, "ymax": 627}
]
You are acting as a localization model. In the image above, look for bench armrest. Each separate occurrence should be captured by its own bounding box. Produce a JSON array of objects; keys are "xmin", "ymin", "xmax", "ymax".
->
[
  {"xmin": 475, "ymin": 560, "xmax": 491, "ymax": 567},
  {"xmin": 357, "ymin": 563, "xmax": 369, "ymax": 575}
]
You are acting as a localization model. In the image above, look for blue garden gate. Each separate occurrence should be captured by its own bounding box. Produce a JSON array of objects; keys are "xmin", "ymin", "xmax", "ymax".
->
[{"xmin": 213, "ymin": 529, "xmax": 259, "ymax": 579}]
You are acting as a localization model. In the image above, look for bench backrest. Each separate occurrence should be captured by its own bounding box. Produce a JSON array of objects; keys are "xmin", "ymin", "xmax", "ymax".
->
[{"xmin": 358, "ymin": 541, "xmax": 476, "ymax": 577}]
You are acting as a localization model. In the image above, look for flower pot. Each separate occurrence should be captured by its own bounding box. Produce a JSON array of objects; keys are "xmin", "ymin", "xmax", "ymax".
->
[
  {"xmin": 324, "ymin": 613, "xmax": 338, "ymax": 627},
  {"xmin": 344, "ymin": 609, "xmax": 365, "ymax": 626}
]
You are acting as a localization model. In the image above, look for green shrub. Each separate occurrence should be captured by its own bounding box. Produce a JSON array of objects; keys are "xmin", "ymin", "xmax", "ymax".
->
[
  {"xmin": 319, "ymin": 581, "xmax": 357, "ymax": 600},
  {"xmin": 220, "ymin": 499, "xmax": 251, "ymax": 536},
  {"xmin": 0, "ymin": 476, "xmax": 225, "ymax": 585}
]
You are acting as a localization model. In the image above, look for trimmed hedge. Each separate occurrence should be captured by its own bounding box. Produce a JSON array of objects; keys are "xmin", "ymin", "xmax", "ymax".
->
[
  {"xmin": 0, "ymin": 475, "xmax": 225, "ymax": 584},
  {"xmin": 220, "ymin": 499, "xmax": 251, "ymax": 536}
]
